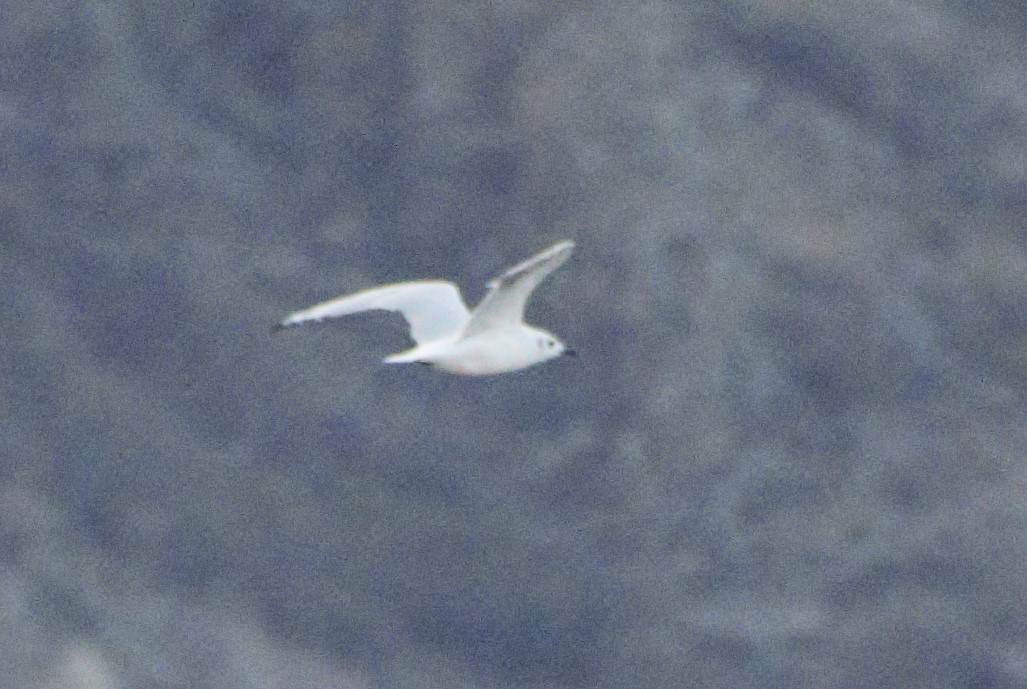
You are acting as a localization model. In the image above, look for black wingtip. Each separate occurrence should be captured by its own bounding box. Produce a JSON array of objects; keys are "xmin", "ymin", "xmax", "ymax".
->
[{"xmin": 271, "ymin": 321, "xmax": 288, "ymax": 334}]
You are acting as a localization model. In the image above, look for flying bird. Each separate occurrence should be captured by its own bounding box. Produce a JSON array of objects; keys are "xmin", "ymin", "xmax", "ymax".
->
[{"xmin": 274, "ymin": 240, "xmax": 576, "ymax": 375}]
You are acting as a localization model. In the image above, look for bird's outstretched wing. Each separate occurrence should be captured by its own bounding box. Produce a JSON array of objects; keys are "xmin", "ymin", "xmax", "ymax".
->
[
  {"xmin": 274, "ymin": 280, "xmax": 470, "ymax": 344},
  {"xmin": 463, "ymin": 240, "xmax": 574, "ymax": 337}
]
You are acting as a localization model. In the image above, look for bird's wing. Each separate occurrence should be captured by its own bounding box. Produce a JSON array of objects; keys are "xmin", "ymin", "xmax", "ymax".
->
[
  {"xmin": 463, "ymin": 240, "xmax": 575, "ymax": 337},
  {"xmin": 274, "ymin": 280, "xmax": 470, "ymax": 344}
]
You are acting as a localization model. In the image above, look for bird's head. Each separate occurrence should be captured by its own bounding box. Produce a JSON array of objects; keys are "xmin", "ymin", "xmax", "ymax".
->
[{"xmin": 535, "ymin": 332, "xmax": 576, "ymax": 361}]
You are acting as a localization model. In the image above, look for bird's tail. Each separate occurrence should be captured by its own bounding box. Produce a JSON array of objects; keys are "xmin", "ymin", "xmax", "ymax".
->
[{"xmin": 382, "ymin": 347, "xmax": 423, "ymax": 365}]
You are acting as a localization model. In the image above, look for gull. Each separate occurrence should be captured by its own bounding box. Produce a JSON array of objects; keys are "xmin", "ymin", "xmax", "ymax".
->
[{"xmin": 274, "ymin": 240, "xmax": 576, "ymax": 375}]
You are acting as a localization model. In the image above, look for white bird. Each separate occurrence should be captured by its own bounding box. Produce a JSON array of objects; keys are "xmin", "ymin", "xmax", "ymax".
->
[{"xmin": 274, "ymin": 240, "xmax": 577, "ymax": 375}]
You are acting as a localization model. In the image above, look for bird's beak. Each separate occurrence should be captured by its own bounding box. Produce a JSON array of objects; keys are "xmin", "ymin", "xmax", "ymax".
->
[{"xmin": 563, "ymin": 348, "xmax": 577, "ymax": 357}]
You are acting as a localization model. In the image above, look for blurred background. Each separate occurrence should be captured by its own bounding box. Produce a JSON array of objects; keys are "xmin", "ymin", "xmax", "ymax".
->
[{"xmin": 3, "ymin": 1, "xmax": 1027, "ymax": 687}]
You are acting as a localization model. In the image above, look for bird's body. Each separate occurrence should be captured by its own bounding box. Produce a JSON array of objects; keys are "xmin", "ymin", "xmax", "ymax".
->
[
  {"xmin": 383, "ymin": 324, "xmax": 561, "ymax": 375},
  {"xmin": 275, "ymin": 241, "xmax": 576, "ymax": 375}
]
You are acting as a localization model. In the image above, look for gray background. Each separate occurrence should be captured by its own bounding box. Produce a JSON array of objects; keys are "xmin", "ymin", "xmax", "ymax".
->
[{"xmin": 3, "ymin": 1, "xmax": 1027, "ymax": 688}]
